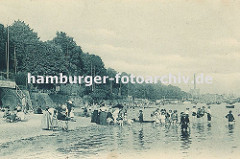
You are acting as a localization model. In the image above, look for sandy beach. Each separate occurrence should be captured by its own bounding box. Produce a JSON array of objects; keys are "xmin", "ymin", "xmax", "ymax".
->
[{"xmin": 0, "ymin": 113, "xmax": 93, "ymax": 145}]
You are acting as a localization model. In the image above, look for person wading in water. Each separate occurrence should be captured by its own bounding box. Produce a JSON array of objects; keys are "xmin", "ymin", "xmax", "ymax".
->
[
  {"xmin": 138, "ymin": 110, "xmax": 144, "ymax": 123},
  {"xmin": 225, "ymin": 110, "xmax": 235, "ymax": 124}
]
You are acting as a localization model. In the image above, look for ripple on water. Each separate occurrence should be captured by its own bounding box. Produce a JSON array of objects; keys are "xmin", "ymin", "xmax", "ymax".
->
[{"xmin": 1, "ymin": 104, "xmax": 240, "ymax": 159}]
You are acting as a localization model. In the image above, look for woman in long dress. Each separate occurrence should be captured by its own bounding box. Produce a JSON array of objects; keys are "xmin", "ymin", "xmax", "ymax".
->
[{"xmin": 41, "ymin": 106, "xmax": 52, "ymax": 130}]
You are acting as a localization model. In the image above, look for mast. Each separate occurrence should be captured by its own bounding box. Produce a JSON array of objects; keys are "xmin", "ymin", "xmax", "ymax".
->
[
  {"xmin": 7, "ymin": 26, "xmax": 10, "ymax": 79},
  {"xmin": 14, "ymin": 45, "xmax": 17, "ymax": 74},
  {"xmin": 194, "ymin": 73, "xmax": 196, "ymax": 90},
  {"xmin": 93, "ymin": 66, "xmax": 95, "ymax": 90},
  {"xmin": 90, "ymin": 61, "xmax": 93, "ymax": 91},
  {"xmin": 127, "ymin": 82, "xmax": 129, "ymax": 97},
  {"xmin": 5, "ymin": 42, "xmax": 7, "ymax": 75},
  {"xmin": 118, "ymin": 81, "xmax": 121, "ymax": 96}
]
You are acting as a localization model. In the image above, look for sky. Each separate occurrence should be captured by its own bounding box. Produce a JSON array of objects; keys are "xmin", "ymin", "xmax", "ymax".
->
[{"xmin": 0, "ymin": 0, "xmax": 240, "ymax": 95}]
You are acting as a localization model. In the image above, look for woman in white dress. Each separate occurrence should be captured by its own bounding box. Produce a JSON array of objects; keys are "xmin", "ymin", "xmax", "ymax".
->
[{"xmin": 41, "ymin": 106, "xmax": 52, "ymax": 130}]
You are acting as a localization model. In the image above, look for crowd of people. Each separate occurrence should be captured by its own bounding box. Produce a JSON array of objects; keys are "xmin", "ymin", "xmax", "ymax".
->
[
  {"xmin": 149, "ymin": 106, "xmax": 212, "ymax": 131},
  {"xmin": 1, "ymin": 100, "xmax": 236, "ymax": 132},
  {"xmin": 149, "ymin": 105, "xmax": 236, "ymax": 131},
  {"xmin": 90, "ymin": 104, "xmax": 133, "ymax": 126},
  {"xmin": 89, "ymin": 104, "xmax": 237, "ymax": 131},
  {"xmin": 41, "ymin": 100, "xmax": 75, "ymax": 130},
  {"xmin": 0, "ymin": 105, "xmax": 26, "ymax": 122}
]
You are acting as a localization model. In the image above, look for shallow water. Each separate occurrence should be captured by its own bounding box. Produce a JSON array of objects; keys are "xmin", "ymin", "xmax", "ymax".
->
[{"xmin": 0, "ymin": 103, "xmax": 240, "ymax": 159}]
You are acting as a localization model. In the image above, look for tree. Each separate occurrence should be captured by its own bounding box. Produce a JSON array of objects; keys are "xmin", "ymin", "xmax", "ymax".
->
[
  {"xmin": 52, "ymin": 31, "xmax": 83, "ymax": 75},
  {"xmin": 9, "ymin": 20, "xmax": 40, "ymax": 72},
  {"xmin": 81, "ymin": 53, "xmax": 106, "ymax": 76},
  {"xmin": 0, "ymin": 20, "xmax": 189, "ymax": 100}
]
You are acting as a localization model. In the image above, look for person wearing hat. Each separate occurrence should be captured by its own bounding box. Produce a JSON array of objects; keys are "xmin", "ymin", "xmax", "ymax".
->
[
  {"xmin": 185, "ymin": 108, "xmax": 190, "ymax": 115},
  {"xmin": 225, "ymin": 110, "xmax": 235, "ymax": 123}
]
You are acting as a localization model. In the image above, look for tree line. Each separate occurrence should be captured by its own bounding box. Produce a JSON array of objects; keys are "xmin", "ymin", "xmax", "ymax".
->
[{"xmin": 0, "ymin": 20, "xmax": 188, "ymax": 103}]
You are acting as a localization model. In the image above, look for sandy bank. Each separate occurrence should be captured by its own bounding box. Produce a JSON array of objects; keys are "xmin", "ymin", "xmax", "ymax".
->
[{"xmin": 0, "ymin": 114, "xmax": 93, "ymax": 145}]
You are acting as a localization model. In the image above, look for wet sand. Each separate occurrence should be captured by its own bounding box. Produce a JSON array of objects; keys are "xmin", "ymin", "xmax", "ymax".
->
[{"xmin": 0, "ymin": 114, "xmax": 93, "ymax": 145}]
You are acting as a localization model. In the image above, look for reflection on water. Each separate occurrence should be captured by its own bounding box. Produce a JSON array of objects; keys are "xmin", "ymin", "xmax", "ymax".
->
[
  {"xmin": 180, "ymin": 130, "xmax": 191, "ymax": 150},
  {"xmin": 196, "ymin": 123, "xmax": 205, "ymax": 134},
  {"xmin": 228, "ymin": 124, "xmax": 234, "ymax": 134},
  {"xmin": 0, "ymin": 104, "xmax": 240, "ymax": 159},
  {"xmin": 207, "ymin": 123, "xmax": 212, "ymax": 136},
  {"xmin": 138, "ymin": 128, "xmax": 144, "ymax": 148}
]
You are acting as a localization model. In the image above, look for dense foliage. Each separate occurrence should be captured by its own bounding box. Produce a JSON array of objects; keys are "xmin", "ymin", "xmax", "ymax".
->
[{"xmin": 0, "ymin": 20, "xmax": 188, "ymax": 103}]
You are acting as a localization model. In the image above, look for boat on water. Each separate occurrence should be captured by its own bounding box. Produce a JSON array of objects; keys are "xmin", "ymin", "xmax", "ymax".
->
[
  {"xmin": 132, "ymin": 118, "xmax": 155, "ymax": 123},
  {"xmin": 226, "ymin": 105, "xmax": 235, "ymax": 108}
]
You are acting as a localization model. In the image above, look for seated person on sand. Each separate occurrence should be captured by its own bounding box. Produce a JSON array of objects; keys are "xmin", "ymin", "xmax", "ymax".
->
[
  {"xmin": 16, "ymin": 111, "xmax": 26, "ymax": 121},
  {"xmin": 56, "ymin": 105, "xmax": 68, "ymax": 121},
  {"xmin": 3, "ymin": 107, "xmax": 10, "ymax": 118},
  {"xmin": 0, "ymin": 108, "xmax": 4, "ymax": 118},
  {"xmin": 15, "ymin": 105, "xmax": 25, "ymax": 121},
  {"xmin": 6, "ymin": 109, "xmax": 18, "ymax": 122}
]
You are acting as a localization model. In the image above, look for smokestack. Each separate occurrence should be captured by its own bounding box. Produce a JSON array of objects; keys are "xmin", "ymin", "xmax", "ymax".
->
[{"xmin": 194, "ymin": 73, "xmax": 196, "ymax": 89}]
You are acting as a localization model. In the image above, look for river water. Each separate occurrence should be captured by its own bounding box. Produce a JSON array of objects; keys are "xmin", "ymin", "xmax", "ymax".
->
[{"xmin": 0, "ymin": 103, "xmax": 240, "ymax": 159}]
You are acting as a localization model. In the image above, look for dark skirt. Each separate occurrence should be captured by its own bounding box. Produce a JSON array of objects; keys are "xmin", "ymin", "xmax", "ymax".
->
[
  {"xmin": 91, "ymin": 110, "xmax": 98, "ymax": 123},
  {"xmin": 207, "ymin": 113, "xmax": 211, "ymax": 121}
]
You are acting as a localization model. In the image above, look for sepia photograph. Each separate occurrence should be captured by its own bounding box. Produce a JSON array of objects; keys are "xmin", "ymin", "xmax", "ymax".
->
[{"xmin": 0, "ymin": 0, "xmax": 240, "ymax": 159}]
